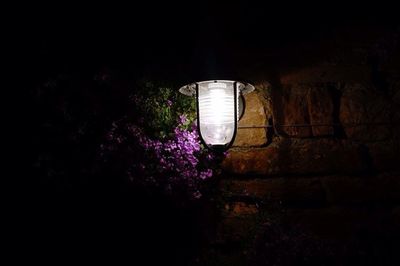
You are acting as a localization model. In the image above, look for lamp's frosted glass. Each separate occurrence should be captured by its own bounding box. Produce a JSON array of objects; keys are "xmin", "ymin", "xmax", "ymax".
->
[{"xmin": 198, "ymin": 81, "xmax": 237, "ymax": 146}]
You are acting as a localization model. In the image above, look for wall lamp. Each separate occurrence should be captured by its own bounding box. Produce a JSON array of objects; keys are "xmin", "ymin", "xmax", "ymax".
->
[{"xmin": 179, "ymin": 80, "xmax": 255, "ymax": 152}]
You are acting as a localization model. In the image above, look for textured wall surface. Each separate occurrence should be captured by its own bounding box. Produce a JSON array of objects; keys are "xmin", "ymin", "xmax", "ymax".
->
[{"xmin": 214, "ymin": 28, "xmax": 400, "ymax": 263}]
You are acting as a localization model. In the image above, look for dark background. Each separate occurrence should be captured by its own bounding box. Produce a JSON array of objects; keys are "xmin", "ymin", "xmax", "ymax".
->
[
  {"xmin": 19, "ymin": 3, "xmax": 399, "ymax": 81},
  {"xmin": 12, "ymin": 2, "xmax": 400, "ymax": 265}
]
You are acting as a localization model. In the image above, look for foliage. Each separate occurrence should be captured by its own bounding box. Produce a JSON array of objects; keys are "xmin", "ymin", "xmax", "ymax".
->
[
  {"xmin": 130, "ymin": 80, "xmax": 197, "ymax": 139},
  {"xmin": 101, "ymin": 81, "xmax": 224, "ymax": 200}
]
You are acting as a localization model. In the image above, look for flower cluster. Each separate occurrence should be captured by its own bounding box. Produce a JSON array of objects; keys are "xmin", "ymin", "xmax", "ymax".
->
[
  {"xmin": 101, "ymin": 82, "xmax": 225, "ymax": 200},
  {"xmin": 126, "ymin": 117, "xmax": 216, "ymax": 199}
]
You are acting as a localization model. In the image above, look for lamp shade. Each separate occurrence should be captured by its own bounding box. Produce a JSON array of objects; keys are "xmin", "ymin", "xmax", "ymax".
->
[{"xmin": 180, "ymin": 80, "xmax": 254, "ymax": 151}]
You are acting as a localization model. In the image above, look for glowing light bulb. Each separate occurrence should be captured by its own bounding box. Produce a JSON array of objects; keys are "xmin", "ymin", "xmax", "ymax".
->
[
  {"xmin": 198, "ymin": 81, "xmax": 236, "ymax": 146},
  {"xmin": 179, "ymin": 79, "xmax": 255, "ymax": 151}
]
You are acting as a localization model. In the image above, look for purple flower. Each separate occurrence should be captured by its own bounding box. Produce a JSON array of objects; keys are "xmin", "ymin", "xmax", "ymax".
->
[
  {"xmin": 193, "ymin": 191, "xmax": 202, "ymax": 199},
  {"xmin": 199, "ymin": 169, "xmax": 213, "ymax": 180},
  {"xmin": 178, "ymin": 114, "xmax": 188, "ymax": 124},
  {"xmin": 102, "ymin": 112, "xmax": 226, "ymax": 200}
]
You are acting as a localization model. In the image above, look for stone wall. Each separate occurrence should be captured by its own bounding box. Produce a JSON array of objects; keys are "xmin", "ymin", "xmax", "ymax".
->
[
  {"xmin": 225, "ymin": 78, "xmax": 400, "ymax": 174},
  {"xmin": 214, "ymin": 44, "xmax": 400, "ymax": 262}
]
